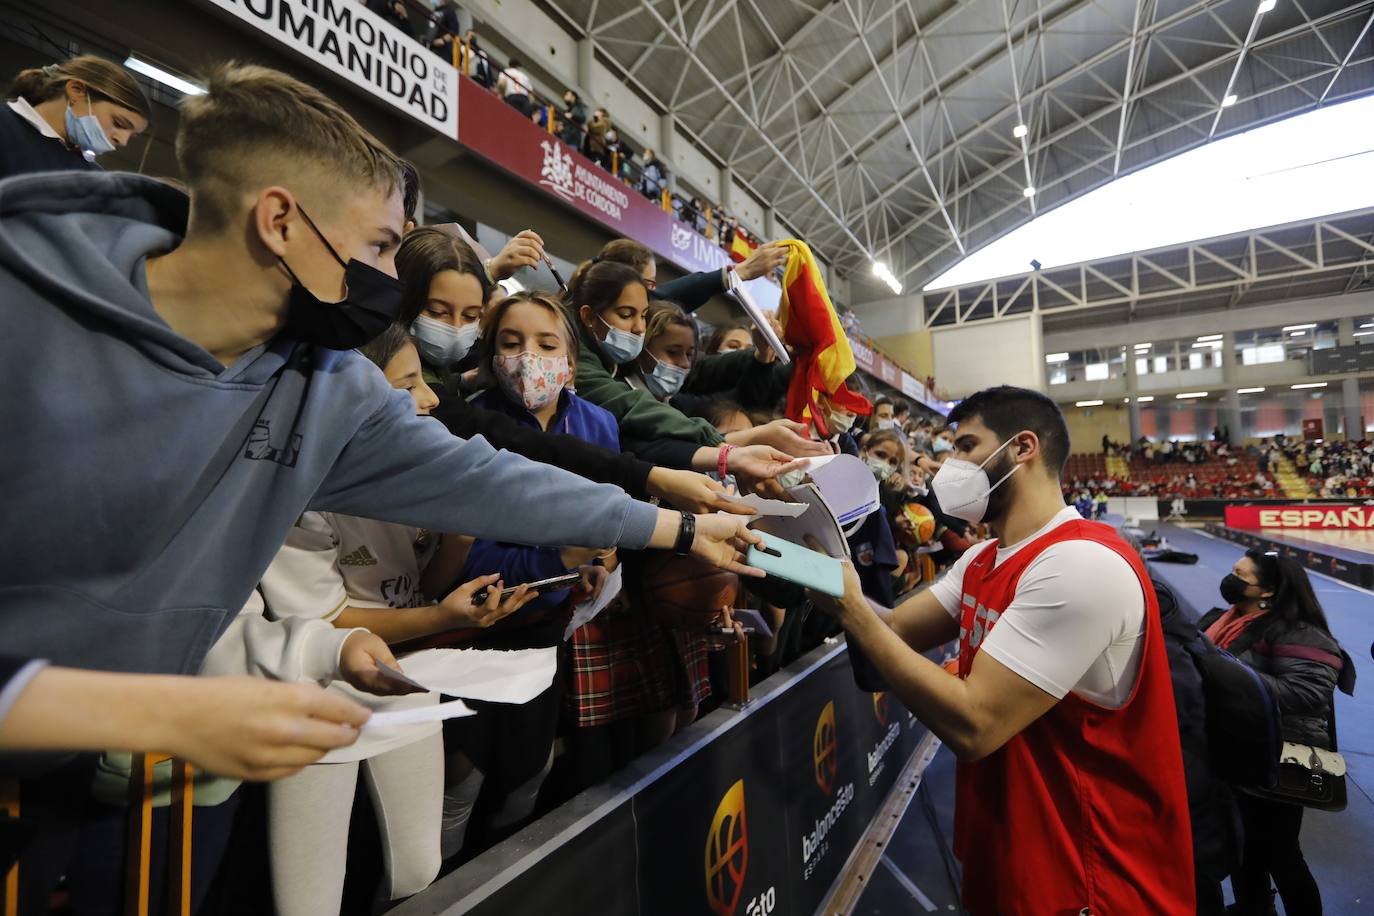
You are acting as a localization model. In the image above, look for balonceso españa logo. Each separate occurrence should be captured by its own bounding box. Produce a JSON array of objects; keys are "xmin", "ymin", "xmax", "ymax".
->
[
  {"xmin": 813, "ymin": 700, "xmax": 838, "ymax": 795},
  {"xmin": 705, "ymin": 779, "xmax": 749, "ymax": 916},
  {"xmin": 802, "ymin": 700, "xmax": 854, "ymax": 877}
]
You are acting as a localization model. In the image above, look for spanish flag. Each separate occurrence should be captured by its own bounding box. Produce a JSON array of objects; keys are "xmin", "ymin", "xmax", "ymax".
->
[
  {"xmin": 776, "ymin": 239, "xmax": 872, "ymax": 435},
  {"xmin": 728, "ymin": 231, "xmax": 757, "ymax": 264}
]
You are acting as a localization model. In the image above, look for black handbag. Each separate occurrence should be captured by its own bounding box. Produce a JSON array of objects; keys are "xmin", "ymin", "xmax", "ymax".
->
[{"xmin": 1241, "ymin": 700, "xmax": 1346, "ymax": 811}]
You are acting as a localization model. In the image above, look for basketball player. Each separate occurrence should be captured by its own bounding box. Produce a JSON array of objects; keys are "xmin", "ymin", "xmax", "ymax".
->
[{"xmin": 811, "ymin": 385, "xmax": 1195, "ymax": 915}]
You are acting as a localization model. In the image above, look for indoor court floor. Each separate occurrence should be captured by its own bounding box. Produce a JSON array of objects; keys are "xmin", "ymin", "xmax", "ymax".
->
[{"xmin": 858, "ymin": 522, "xmax": 1374, "ymax": 915}]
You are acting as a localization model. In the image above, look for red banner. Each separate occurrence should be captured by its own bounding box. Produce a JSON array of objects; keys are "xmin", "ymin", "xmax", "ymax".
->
[
  {"xmin": 457, "ymin": 78, "xmax": 730, "ymax": 275},
  {"xmin": 1302, "ymin": 418, "xmax": 1324, "ymax": 441},
  {"xmin": 1225, "ymin": 505, "xmax": 1373, "ymax": 529}
]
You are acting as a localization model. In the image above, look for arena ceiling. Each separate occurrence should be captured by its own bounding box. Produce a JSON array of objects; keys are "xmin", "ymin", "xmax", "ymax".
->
[{"xmin": 538, "ymin": 0, "xmax": 1374, "ymax": 295}]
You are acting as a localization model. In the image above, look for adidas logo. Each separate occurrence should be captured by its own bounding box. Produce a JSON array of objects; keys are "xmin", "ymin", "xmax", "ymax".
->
[{"xmin": 339, "ymin": 545, "xmax": 378, "ymax": 567}]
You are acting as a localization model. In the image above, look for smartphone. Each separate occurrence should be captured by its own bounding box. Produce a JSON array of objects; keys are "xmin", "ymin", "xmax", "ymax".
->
[{"xmin": 472, "ymin": 572, "xmax": 582, "ymax": 605}]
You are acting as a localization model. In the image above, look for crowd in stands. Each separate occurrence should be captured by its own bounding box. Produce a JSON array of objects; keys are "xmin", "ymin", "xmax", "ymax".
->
[
  {"xmin": 366, "ymin": 0, "xmax": 761, "ymax": 258},
  {"xmin": 1266, "ymin": 435, "xmax": 1374, "ymax": 498},
  {"xmin": 0, "ymin": 52, "xmax": 977, "ymax": 915}
]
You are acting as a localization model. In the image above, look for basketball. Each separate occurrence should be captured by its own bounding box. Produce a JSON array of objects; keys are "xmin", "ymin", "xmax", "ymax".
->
[
  {"xmin": 903, "ymin": 503, "xmax": 936, "ymax": 542},
  {"xmin": 639, "ymin": 553, "xmax": 739, "ymax": 629}
]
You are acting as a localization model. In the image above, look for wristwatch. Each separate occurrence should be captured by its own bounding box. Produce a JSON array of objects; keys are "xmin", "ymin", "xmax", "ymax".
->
[{"xmin": 673, "ymin": 511, "xmax": 696, "ymax": 556}]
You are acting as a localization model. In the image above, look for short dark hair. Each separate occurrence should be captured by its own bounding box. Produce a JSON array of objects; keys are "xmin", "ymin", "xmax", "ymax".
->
[
  {"xmin": 508, "ymin": 58, "xmax": 521, "ymax": 68},
  {"xmin": 893, "ymin": 399, "xmax": 910, "ymax": 417},
  {"xmin": 400, "ymin": 159, "xmax": 420, "ymax": 226},
  {"xmin": 874, "ymin": 396, "xmax": 893, "ymax": 409},
  {"xmin": 948, "ymin": 385, "xmax": 1069, "ymax": 477}
]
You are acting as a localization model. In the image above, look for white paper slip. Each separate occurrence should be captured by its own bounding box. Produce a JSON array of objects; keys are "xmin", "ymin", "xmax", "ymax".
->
[
  {"xmin": 719, "ymin": 493, "xmax": 810, "ymax": 518},
  {"xmin": 727, "ymin": 270, "xmax": 790, "ymax": 365},
  {"xmin": 790, "ymin": 454, "xmax": 838, "ymax": 474},
  {"xmin": 397, "ymin": 646, "xmax": 558, "ymax": 705},
  {"xmin": 363, "ymin": 699, "xmax": 474, "ymax": 729},
  {"xmin": 564, "ymin": 564, "xmax": 625, "ymax": 640},
  {"xmin": 809, "ymin": 454, "xmax": 880, "ymax": 525},
  {"xmin": 754, "ymin": 483, "xmax": 848, "ymax": 558}
]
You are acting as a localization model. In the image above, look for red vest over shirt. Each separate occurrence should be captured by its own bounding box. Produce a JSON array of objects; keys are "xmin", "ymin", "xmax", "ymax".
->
[{"xmin": 953, "ymin": 519, "xmax": 1194, "ymax": 915}]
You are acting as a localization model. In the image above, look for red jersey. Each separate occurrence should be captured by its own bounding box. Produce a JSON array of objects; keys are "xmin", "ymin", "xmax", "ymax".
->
[{"xmin": 953, "ymin": 519, "xmax": 1194, "ymax": 915}]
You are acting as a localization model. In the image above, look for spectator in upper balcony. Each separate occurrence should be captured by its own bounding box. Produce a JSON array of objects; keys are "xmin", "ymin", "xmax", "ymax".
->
[
  {"xmin": 605, "ymin": 129, "xmax": 632, "ymax": 180},
  {"xmin": 640, "ymin": 147, "xmax": 667, "ymax": 200},
  {"xmin": 2, "ymin": 55, "xmax": 151, "ymax": 178},
  {"xmin": 367, "ymin": 0, "xmax": 414, "ymax": 38},
  {"xmin": 561, "ymin": 89, "xmax": 587, "ymax": 144},
  {"xmin": 498, "ymin": 58, "xmax": 533, "ymax": 117},
  {"xmin": 465, "ymin": 31, "xmax": 494, "ymax": 88},
  {"xmin": 586, "ymin": 108, "xmax": 611, "ymax": 167},
  {"xmin": 425, "ymin": 0, "xmax": 463, "ymax": 62}
]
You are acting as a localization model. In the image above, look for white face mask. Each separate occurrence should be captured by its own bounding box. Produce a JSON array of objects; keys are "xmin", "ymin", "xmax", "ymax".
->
[
  {"xmin": 412, "ymin": 316, "xmax": 479, "ymax": 366},
  {"xmin": 930, "ymin": 437, "xmax": 1020, "ymax": 524}
]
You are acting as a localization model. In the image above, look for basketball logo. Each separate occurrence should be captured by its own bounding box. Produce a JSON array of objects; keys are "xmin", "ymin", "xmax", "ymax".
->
[
  {"xmin": 705, "ymin": 779, "xmax": 749, "ymax": 916},
  {"xmin": 872, "ymin": 692, "xmax": 890, "ymax": 727},
  {"xmin": 814, "ymin": 700, "xmax": 838, "ymax": 795}
]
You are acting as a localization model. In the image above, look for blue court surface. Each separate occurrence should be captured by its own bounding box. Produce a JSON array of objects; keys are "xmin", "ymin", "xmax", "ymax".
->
[{"xmin": 856, "ymin": 522, "xmax": 1374, "ymax": 915}]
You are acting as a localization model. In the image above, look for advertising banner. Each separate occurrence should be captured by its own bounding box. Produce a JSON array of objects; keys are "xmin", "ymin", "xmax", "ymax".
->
[
  {"xmin": 1224, "ymin": 505, "xmax": 1373, "ymax": 530},
  {"xmin": 636, "ymin": 701, "xmax": 792, "ymax": 916},
  {"xmin": 200, "ymin": 0, "xmax": 458, "ymax": 135},
  {"xmin": 458, "ymin": 80, "xmax": 732, "ymax": 276}
]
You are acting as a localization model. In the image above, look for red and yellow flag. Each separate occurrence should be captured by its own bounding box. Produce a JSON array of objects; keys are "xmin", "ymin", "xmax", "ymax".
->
[
  {"xmin": 776, "ymin": 239, "xmax": 872, "ymax": 434},
  {"xmin": 728, "ymin": 231, "xmax": 757, "ymax": 264}
]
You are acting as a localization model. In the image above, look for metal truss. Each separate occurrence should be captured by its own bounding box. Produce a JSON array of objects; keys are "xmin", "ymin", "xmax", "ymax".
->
[
  {"xmin": 918, "ymin": 207, "xmax": 1374, "ymax": 329},
  {"xmin": 536, "ymin": 0, "xmax": 1374, "ymax": 294}
]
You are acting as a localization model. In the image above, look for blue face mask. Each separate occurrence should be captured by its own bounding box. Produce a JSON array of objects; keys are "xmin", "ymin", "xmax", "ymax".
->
[
  {"xmin": 597, "ymin": 317, "xmax": 644, "ymax": 364},
  {"xmin": 642, "ymin": 354, "xmax": 688, "ymax": 398},
  {"xmin": 65, "ymin": 99, "xmax": 115, "ymax": 160},
  {"xmin": 933, "ymin": 438, "xmax": 954, "ymax": 455}
]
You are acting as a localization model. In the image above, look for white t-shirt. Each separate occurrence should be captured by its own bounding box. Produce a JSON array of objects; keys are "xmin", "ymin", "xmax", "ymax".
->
[
  {"xmin": 259, "ymin": 512, "xmax": 426, "ymax": 618},
  {"xmin": 502, "ymin": 68, "xmax": 532, "ymax": 97},
  {"xmin": 928, "ymin": 506, "xmax": 1145, "ymax": 709}
]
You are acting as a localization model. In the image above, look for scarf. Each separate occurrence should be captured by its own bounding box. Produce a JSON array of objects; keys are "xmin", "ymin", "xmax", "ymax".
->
[{"xmin": 1204, "ymin": 606, "xmax": 1268, "ymax": 651}]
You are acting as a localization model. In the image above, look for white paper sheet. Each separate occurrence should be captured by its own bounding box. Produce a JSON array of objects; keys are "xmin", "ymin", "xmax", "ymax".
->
[
  {"xmin": 727, "ymin": 270, "xmax": 791, "ymax": 365},
  {"xmin": 718, "ymin": 493, "xmax": 810, "ymax": 518},
  {"xmin": 396, "ymin": 646, "xmax": 558, "ymax": 704},
  {"xmin": 753, "ymin": 483, "xmax": 848, "ymax": 558},
  {"xmin": 563, "ymin": 564, "xmax": 625, "ymax": 640},
  {"xmin": 363, "ymin": 699, "xmax": 475, "ymax": 729},
  {"xmin": 808, "ymin": 454, "xmax": 879, "ymax": 524}
]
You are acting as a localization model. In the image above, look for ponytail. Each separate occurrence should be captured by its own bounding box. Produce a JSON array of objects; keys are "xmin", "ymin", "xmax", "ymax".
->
[{"xmin": 9, "ymin": 55, "xmax": 151, "ymax": 121}]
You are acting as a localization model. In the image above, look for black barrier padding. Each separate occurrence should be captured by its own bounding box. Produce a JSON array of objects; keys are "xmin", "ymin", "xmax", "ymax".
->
[
  {"xmin": 1158, "ymin": 497, "xmax": 1355, "ymax": 519},
  {"xmin": 1205, "ymin": 523, "xmax": 1374, "ymax": 589},
  {"xmin": 392, "ymin": 643, "xmax": 940, "ymax": 916}
]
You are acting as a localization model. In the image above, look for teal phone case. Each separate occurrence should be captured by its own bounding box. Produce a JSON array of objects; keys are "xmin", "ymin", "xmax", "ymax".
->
[{"xmin": 746, "ymin": 532, "xmax": 846, "ymax": 597}]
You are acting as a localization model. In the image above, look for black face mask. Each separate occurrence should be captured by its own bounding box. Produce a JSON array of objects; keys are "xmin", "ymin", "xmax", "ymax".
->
[
  {"xmin": 1219, "ymin": 573, "xmax": 1255, "ymax": 606},
  {"xmin": 278, "ymin": 205, "xmax": 403, "ymax": 351}
]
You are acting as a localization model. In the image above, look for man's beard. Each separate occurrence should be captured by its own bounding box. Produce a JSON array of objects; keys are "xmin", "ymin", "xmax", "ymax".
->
[{"xmin": 982, "ymin": 450, "xmax": 1018, "ymax": 526}]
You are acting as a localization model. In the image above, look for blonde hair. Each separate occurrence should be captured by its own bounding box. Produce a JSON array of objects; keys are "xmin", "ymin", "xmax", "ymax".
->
[
  {"xmin": 644, "ymin": 300, "xmax": 697, "ymax": 351},
  {"xmin": 176, "ymin": 63, "xmax": 404, "ymax": 232},
  {"xmin": 864, "ymin": 428, "xmax": 909, "ymax": 473},
  {"xmin": 9, "ymin": 55, "xmax": 151, "ymax": 120},
  {"xmin": 476, "ymin": 291, "xmax": 580, "ymax": 390}
]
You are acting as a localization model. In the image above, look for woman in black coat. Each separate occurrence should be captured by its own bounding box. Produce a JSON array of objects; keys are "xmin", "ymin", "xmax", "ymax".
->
[{"xmin": 1199, "ymin": 549, "xmax": 1355, "ymax": 915}]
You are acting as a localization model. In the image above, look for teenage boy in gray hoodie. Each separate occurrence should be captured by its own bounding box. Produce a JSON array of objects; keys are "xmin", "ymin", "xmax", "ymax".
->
[{"xmin": 0, "ymin": 61, "xmax": 761, "ymax": 683}]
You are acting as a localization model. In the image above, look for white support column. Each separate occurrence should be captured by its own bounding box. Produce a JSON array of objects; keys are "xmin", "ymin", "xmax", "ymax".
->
[
  {"xmin": 576, "ymin": 39, "xmax": 595, "ymax": 93},
  {"xmin": 1343, "ymin": 376, "xmax": 1363, "ymax": 440},
  {"xmin": 1338, "ymin": 316, "xmax": 1356, "ymax": 347},
  {"xmin": 1221, "ymin": 331, "xmax": 1241, "ymax": 439},
  {"xmin": 1126, "ymin": 353, "xmax": 1142, "ymax": 444},
  {"xmin": 719, "ymin": 166, "xmax": 735, "ymax": 211},
  {"xmin": 659, "ymin": 113, "xmax": 678, "ymax": 194},
  {"xmin": 764, "ymin": 207, "xmax": 779, "ymax": 242}
]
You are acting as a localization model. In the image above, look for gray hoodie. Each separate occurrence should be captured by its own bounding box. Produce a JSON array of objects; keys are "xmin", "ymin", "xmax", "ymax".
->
[{"xmin": 0, "ymin": 171, "xmax": 658, "ymax": 675}]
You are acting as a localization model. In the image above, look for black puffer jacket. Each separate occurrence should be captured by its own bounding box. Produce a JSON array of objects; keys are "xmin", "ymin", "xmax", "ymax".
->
[{"xmin": 1198, "ymin": 608, "xmax": 1354, "ymax": 747}]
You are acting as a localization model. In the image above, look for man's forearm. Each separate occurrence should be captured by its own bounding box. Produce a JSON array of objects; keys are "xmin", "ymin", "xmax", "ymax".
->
[{"xmin": 843, "ymin": 608, "xmax": 983, "ymax": 758}]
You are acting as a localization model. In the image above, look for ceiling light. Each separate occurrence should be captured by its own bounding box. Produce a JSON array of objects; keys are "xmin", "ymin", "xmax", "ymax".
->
[
  {"xmin": 1136, "ymin": 396, "xmax": 1154, "ymax": 402},
  {"xmin": 1045, "ymin": 352, "xmax": 1070, "ymax": 363},
  {"xmin": 1292, "ymin": 382, "xmax": 1327, "ymax": 389},
  {"xmin": 1012, "ymin": 123, "xmax": 1028, "ymax": 139},
  {"xmin": 1282, "ymin": 323, "xmax": 1316, "ymax": 331},
  {"xmin": 1256, "ymin": 0, "xmax": 1277, "ymax": 12},
  {"xmin": 1076, "ymin": 400, "xmax": 1104, "ymax": 407},
  {"xmin": 1289, "ymin": 330, "xmax": 1307, "ymax": 337},
  {"xmin": 1176, "ymin": 392, "xmax": 1208, "ymax": 399},
  {"xmin": 1354, "ymin": 330, "xmax": 1374, "ymax": 337},
  {"xmin": 124, "ymin": 55, "xmax": 205, "ymax": 96},
  {"xmin": 1133, "ymin": 343, "xmax": 1151, "ymax": 350},
  {"xmin": 1023, "ymin": 186, "xmax": 1036, "ymax": 198},
  {"xmin": 1237, "ymin": 387, "xmax": 1266, "ymax": 393},
  {"xmin": 1191, "ymin": 341, "xmax": 1222, "ymax": 348},
  {"xmin": 1221, "ymin": 94, "xmax": 1238, "ymax": 108},
  {"xmin": 870, "ymin": 261, "xmax": 902, "ymax": 295},
  {"xmin": 1196, "ymin": 334, "xmax": 1223, "ymax": 341}
]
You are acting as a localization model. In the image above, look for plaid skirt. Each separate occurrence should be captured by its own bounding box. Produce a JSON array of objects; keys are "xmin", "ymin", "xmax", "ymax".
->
[{"xmin": 566, "ymin": 594, "xmax": 713, "ymax": 728}]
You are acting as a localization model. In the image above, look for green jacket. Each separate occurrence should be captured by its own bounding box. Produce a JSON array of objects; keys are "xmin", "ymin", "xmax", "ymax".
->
[{"xmin": 575, "ymin": 325, "xmax": 724, "ymax": 449}]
